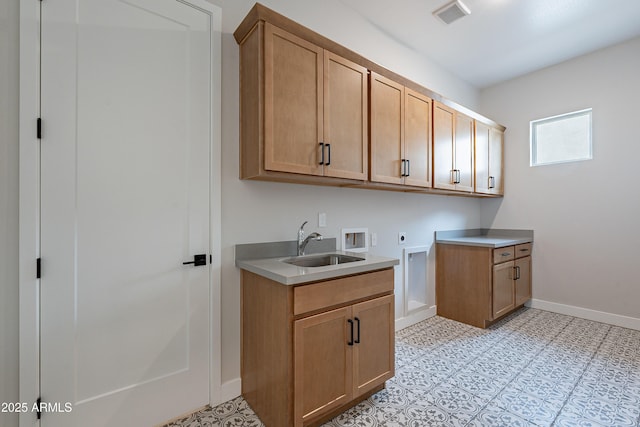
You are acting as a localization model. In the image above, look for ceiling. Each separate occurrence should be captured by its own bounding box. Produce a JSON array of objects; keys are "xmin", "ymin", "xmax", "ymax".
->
[{"xmin": 338, "ymin": 0, "xmax": 640, "ymax": 88}]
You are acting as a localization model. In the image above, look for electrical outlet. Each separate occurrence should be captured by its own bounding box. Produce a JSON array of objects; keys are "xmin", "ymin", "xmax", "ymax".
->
[
  {"xmin": 371, "ymin": 232, "xmax": 377, "ymax": 247},
  {"xmin": 398, "ymin": 232, "xmax": 406, "ymax": 245}
]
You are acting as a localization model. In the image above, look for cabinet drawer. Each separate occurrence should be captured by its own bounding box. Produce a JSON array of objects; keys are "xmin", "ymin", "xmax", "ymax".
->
[
  {"xmin": 493, "ymin": 246, "xmax": 515, "ymax": 264},
  {"xmin": 294, "ymin": 268, "xmax": 394, "ymax": 316},
  {"xmin": 515, "ymin": 243, "xmax": 532, "ymax": 258}
]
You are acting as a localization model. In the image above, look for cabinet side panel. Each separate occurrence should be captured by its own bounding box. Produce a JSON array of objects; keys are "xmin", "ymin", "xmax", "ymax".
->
[
  {"xmin": 239, "ymin": 23, "xmax": 263, "ymax": 179},
  {"xmin": 436, "ymin": 244, "xmax": 491, "ymax": 328},
  {"xmin": 241, "ymin": 271, "xmax": 293, "ymax": 426}
]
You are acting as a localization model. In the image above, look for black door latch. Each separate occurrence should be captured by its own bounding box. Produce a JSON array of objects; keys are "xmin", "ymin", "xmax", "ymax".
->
[{"xmin": 183, "ymin": 254, "xmax": 207, "ymax": 266}]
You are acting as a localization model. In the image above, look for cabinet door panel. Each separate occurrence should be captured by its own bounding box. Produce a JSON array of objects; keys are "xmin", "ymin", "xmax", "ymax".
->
[
  {"xmin": 370, "ymin": 73, "xmax": 404, "ymax": 184},
  {"xmin": 352, "ymin": 295, "xmax": 394, "ymax": 397},
  {"xmin": 515, "ymin": 256, "xmax": 531, "ymax": 306},
  {"xmin": 404, "ymin": 89, "xmax": 432, "ymax": 188},
  {"xmin": 324, "ymin": 52, "xmax": 368, "ymax": 180},
  {"xmin": 493, "ymin": 261, "xmax": 514, "ymax": 319},
  {"xmin": 294, "ymin": 306, "xmax": 353, "ymax": 426},
  {"xmin": 264, "ymin": 23, "xmax": 323, "ymax": 176},
  {"xmin": 433, "ymin": 102, "xmax": 455, "ymax": 190},
  {"xmin": 455, "ymin": 113, "xmax": 474, "ymax": 192},
  {"xmin": 475, "ymin": 121, "xmax": 491, "ymax": 194},
  {"xmin": 489, "ymin": 127, "xmax": 504, "ymax": 195}
]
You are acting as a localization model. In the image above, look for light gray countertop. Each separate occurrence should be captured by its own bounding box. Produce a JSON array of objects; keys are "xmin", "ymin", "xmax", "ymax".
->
[
  {"xmin": 435, "ymin": 228, "xmax": 533, "ymax": 248},
  {"xmin": 236, "ymin": 250, "xmax": 399, "ymax": 285}
]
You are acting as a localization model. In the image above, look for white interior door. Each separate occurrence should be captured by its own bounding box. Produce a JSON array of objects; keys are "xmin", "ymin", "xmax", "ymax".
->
[{"xmin": 40, "ymin": 0, "xmax": 215, "ymax": 425}]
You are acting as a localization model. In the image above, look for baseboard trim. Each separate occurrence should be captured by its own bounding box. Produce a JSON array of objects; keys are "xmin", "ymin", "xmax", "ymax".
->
[
  {"xmin": 218, "ymin": 378, "xmax": 241, "ymax": 405},
  {"xmin": 528, "ymin": 299, "xmax": 640, "ymax": 331},
  {"xmin": 395, "ymin": 305, "xmax": 437, "ymax": 331}
]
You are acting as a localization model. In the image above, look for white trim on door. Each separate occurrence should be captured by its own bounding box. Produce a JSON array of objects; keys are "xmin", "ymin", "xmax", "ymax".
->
[{"xmin": 19, "ymin": 1, "xmax": 41, "ymax": 425}]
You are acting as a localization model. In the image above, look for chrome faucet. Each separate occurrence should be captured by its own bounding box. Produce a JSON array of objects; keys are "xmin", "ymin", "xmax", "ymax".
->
[{"xmin": 297, "ymin": 221, "xmax": 323, "ymax": 256}]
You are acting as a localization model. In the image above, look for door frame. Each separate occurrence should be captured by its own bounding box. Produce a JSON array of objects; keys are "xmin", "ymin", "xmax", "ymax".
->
[{"xmin": 18, "ymin": 1, "xmax": 223, "ymax": 424}]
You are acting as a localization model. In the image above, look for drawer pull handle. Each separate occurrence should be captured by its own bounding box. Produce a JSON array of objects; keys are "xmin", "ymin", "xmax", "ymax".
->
[
  {"xmin": 354, "ymin": 317, "xmax": 360, "ymax": 344},
  {"xmin": 519, "ymin": 248, "xmax": 529, "ymax": 252},
  {"xmin": 347, "ymin": 319, "xmax": 354, "ymax": 346},
  {"xmin": 514, "ymin": 265, "xmax": 521, "ymax": 280},
  {"xmin": 501, "ymin": 252, "xmax": 511, "ymax": 257}
]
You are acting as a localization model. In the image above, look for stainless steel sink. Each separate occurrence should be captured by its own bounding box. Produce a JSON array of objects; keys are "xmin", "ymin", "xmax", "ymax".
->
[{"xmin": 283, "ymin": 253, "xmax": 365, "ymax": 268}]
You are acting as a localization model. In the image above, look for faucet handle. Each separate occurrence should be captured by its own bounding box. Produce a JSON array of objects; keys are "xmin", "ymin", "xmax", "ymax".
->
[{"xmin": 299, "ymin": 221, "xmax": 308, "ymax": 231}]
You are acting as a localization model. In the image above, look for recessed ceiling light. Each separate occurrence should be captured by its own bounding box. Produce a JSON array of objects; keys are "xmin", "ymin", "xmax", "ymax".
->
[{"xmin": 433, "ymin": 0, "xmax": 471, "ymax": 25}]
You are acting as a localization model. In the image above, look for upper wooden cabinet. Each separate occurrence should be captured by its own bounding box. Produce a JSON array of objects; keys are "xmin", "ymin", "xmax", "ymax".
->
[
  {"xmin": 433, "ymin": 101, "xmax": 474, "ymax": 192},
  {"xmin": 323, "ymin": 52, "xmax": 369, "ymax": 180},
  {"xmin": 475, "ymin": 121, "xmax": 504, "ymax": 195},
  {"xmin": 263, "ymin": 23, "xmax": 323, "ymax": 176},
  {"xmin": 235, "ymin": 3, "xmax": 505, "ymax": 197},
  {"xmin": 241, "ymin": 22, "xmax": 368, "ymax": 181},
  {"xmin": 370, "ymin": 73, "xmax": 432, "ymax": 188}
]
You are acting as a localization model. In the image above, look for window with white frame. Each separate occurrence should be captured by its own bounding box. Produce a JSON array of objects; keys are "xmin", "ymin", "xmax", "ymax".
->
[{"xmin": 530, "ymin": 108, "xmax": 592, "ymax": 166}]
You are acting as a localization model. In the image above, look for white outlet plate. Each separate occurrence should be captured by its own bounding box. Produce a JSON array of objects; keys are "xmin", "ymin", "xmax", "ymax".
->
[
  {"xmin": 398, "ymin": 232, "xmax": 407, "ymax": 245},
  {"xmin": 371, "ymin": 232, "xmax": 377, "ymax": 247}
]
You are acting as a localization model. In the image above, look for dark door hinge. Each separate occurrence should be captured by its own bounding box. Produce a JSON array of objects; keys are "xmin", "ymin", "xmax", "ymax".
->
[
  {"xmin": 36, "ymin": 397, "xmax": 42, "ymax": 419},
  {"xmin": 37, "ymin": 118, "xmax": 42, "ymax": 139},
  {"xmin": 37, "ymin": 258, "xmax": 41, "ymax": 279}
]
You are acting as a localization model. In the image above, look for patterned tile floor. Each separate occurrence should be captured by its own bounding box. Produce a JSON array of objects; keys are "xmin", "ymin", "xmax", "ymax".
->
[{"xmin": 165, "ymin": 308, "xmax": 640, "ymax": 427}]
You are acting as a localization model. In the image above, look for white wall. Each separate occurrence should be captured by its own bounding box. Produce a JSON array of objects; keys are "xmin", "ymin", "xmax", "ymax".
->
[
  {"xmin": 0, "ymin": 0, "xmax": 20, "ymax": 426},
  {"xmin": 215, "ymin": 0, "xmax": 482, "ymax": 388},
  {"xmin": 5, "ymin": 0, "xmax": 483, "ymax": 412},
  {"xmin": 479, "ymin": 36, "xmax": 640, "ymax": 322}
]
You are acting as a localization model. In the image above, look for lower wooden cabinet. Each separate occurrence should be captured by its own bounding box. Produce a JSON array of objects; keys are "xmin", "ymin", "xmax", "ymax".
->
[
  {"xmin": 241, "ymin": 268, "xmax": 395, "ymax": 427},
  {"xmin": 436, "ymin": 242, "xmax": 532, "ymax": 328},
  {"xmin": 294, "ymin": 294, "xmax": 394, "ymax": 426}
]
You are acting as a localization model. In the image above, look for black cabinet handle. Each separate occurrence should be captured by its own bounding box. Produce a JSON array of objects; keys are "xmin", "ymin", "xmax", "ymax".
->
[
  {"xmin": 406, "ymin": 159, "xmax": 410, "ymax": 177},
  {"xmin": 401, "ymin": 159, "xmax": 406, "ymax": 177},
  {"xmin": 183, "ymin": 254, "xmax": 206, "ymax": 266},
  {"xmin": 489, "ymin": 176, "xmax": 495, "ymax": 189},
  {"xmin": 326, "ymin": 143, "xmax": 331, "ymax": 166},
  {"xmin": 516, "ymin": 266, "xmax": 521, "ymax": 280},
  {"xmin": 354, "ymin": 317, "xmax": 360, "ymax": 344},
  {"xmin": 319, "ymin": 142, "xmax": 325, "ymax": 165},
  {"xmin": 347, "ymin": 319, "xmax": 354, "ymax": 346}
]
